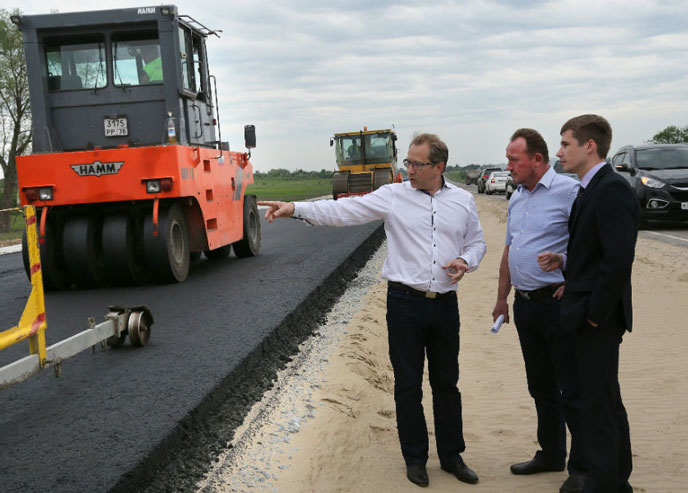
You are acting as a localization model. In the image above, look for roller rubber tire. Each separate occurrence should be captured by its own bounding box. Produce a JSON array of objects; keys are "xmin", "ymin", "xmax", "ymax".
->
[
  {"xmin": 21, "ymin": 218, "xmax": 70, "ymax": 290},
  {"xmin": 232, "ymin": 195, "xmax": 260, "ymax": 257},
  {"xmin": 102, "ymin": 213, "xmax": 146, "ymax": 285},
  {"xmin": 144, "ymin": 203, "xmax": 190, "ymax": 283},
  {"xmin": 62, "ymin": 215, "xmax": 108, "ymax": 288}
]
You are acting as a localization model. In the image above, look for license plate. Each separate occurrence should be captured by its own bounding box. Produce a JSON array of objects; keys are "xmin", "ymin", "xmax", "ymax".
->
[
  {"xmin": 682, "ymin": 202, "xmax": 688, "ymax": 210},
  {"xmin": 104, "ymin": 117, "xmax": 128, "ymax": 137}
]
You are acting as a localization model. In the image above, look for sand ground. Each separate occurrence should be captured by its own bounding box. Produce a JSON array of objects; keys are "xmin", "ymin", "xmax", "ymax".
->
[{"xmin": 202, "ymin": 193, "xmax": 688, "ymax": 492}]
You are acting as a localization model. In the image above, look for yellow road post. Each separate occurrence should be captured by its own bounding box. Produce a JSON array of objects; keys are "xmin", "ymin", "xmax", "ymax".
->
[{"xmin": 0, "ymin": 206, "xmax": 48, "ymax": 365}]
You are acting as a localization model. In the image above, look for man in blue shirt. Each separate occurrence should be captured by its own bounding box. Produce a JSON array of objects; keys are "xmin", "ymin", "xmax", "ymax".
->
[{"xmin": 492, "ymin": 128, "xmax": 586, "ymax": 493}]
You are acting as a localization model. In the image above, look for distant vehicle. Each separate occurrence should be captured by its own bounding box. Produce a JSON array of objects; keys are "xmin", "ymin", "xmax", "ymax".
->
[
  {"xmin": 330, "ymin": 128, "xmax": 402, "ymax": 199},
  {"xmin": 505, "ymin": 174, "xmax": 514, "ymax": 200},
  {"xmin": 477, "ymin": 166, "xmax": 502, "ymax": 193},
  {"xmin": 485, "ymin": 171, "xmax": 510, "ymax": 194},
  {"xmin": 465, "ymin": 169, "xmax": 481, "ymax": 185},
  {"xmin": 611, "ymin": 144, "xmax": 688, "ymax": 227}
]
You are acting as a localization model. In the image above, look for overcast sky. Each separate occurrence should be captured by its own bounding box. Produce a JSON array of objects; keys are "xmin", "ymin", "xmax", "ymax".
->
[{"xmin": 3, "ymin": 0, "xmax": 687, "ymax": 173}]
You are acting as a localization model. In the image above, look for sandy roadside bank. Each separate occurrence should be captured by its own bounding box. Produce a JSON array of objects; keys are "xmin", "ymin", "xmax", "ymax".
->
[{"xmin": 200, "ymin": 193, "xmax": 688, "ymax": 493}]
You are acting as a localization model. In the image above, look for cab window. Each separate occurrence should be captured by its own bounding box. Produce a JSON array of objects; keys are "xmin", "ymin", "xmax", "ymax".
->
[
  {"xmin": 44, "ymin": 35, "xmax": 106, "ymax": 90},
  {"xmin": 179, "ymin": 26, "xmax": 195, "ymax": 92},
  {"xmin": 192, "ymin": 35, "xmax": 206, "ymax": 100},
  {"xmin": 113, "ymin": 31, "xmax": 162, "ymax": 86}
]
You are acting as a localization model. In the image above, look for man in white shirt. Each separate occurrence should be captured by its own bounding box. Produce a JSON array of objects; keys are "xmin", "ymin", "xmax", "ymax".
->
[{"xmin": 259, "ymin": 133, "xmax": 487, "ymax": 487}]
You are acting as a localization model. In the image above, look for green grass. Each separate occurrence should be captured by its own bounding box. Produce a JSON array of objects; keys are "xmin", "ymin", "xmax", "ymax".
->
[
  {"xmin": 444, "ymin": 170, "xmax": 466, "ymax": 183},
  {"xmin": 246, "ymin": 178, "xmax": 333, "ymax": 201},
  {"xmin": 0, "ymin": 209, "xmax": 24, "ymax": 244}
]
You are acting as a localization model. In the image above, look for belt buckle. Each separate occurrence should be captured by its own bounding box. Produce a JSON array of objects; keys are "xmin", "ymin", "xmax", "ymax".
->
[
  {"xmin": 425, "ymin": 291, "xmax": 437, "ymax": 299},
  {"xmin": 518, "ymin": 290, "xmax": 530, "ymax": 300}
]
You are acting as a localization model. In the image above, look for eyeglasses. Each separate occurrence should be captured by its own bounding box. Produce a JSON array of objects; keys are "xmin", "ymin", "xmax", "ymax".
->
[{"xmin": 403, "ymin": 159, "xmax": 437, "ymax": 170}]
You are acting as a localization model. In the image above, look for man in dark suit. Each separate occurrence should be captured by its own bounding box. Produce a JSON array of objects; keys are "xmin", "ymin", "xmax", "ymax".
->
[{"xmin": 538, "ymin": 114, "xmax": 639, "ymax": 492}]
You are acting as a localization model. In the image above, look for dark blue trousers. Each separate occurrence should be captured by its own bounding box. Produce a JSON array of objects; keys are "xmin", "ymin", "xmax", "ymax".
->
[
  {"xmin": 513, "ymin": 293, "xmax": 586, "ymax": 474},
  {"xmin": 386, "ymin": 285, "xmax": 464, "ymax": 467}
]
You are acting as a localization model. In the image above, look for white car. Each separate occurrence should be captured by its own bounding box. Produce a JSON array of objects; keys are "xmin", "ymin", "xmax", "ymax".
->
[{"xmin": 485, "ymin": 171, "xmax": 510, "ymax": 194}]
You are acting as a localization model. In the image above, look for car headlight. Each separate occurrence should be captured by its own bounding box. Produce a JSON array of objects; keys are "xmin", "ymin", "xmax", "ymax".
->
[{"xmin": 640, "ymin": 175, "xmax": 665, "ymax": 188}]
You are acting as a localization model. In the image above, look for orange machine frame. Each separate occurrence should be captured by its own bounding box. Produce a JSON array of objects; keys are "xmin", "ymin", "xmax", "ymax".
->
[{"xmin": 16, "ymin": 144, "xmax": 254, "ymax": 252}]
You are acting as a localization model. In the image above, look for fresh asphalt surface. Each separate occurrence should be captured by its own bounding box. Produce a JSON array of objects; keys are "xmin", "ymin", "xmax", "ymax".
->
[
  {"xmin": 0, "ymin": 216, "xmax": 382, "ymax": 492},
  {"xmin": 1, "ymin": 184, "xmax": 684, "ymax": 492}
]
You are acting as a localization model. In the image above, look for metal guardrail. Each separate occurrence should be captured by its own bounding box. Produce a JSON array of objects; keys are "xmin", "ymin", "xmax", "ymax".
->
[{"xmin": 0, "ymin": 206, "xmax": 153, "ymax": 390}]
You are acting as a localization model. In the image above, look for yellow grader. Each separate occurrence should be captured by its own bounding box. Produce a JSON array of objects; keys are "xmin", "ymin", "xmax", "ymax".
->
[{"xmin": 330, "ymin": 128, "xmax": 402, "ymax": 199}]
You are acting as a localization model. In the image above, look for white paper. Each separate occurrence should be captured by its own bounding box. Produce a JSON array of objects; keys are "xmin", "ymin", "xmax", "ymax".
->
[{"xmin": 491, "ymin": 314, "xmax": 504, "ymax": 334}]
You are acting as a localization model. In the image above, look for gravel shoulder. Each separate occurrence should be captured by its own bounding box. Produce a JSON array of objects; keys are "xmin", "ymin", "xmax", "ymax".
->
[{"xmin": 199, "ymin": 193, "xmax": 688, "ymax": 493}]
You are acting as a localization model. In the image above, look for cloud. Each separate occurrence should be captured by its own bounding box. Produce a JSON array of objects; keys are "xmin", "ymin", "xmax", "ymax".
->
[{"xmin": 2, "ymin": 0, "xmax": 687, "ymax": 171}]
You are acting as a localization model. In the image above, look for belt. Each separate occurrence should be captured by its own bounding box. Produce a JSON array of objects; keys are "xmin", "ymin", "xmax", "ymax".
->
[
  {"xmin": 388, "ymin": 281, "xmax": 456, "ymax": 300},
  {"xmin": 515, "ymin": 284, "xmax": 563, "ymax": 301}
]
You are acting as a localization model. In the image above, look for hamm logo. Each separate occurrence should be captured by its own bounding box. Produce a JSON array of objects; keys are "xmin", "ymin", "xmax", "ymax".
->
[{"xmin": 71, "ymin": 161, "xmax": 124, "ymax": 177}]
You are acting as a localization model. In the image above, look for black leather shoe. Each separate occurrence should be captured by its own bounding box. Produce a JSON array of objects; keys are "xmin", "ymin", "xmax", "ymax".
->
[
  {"xmin": 441, "ymin": 460, "xmax": 479, "ymax": 484},
  {"xmin": 510, "ymin": 455, "xmax": 565, "ymax": 475},
  {"xmin": 406, "ymin": 464, "xmax": 429, "ymax": 487},
  {"xmin": 559, "ymin": 473, "xmax": 586, "ymax": 492}
]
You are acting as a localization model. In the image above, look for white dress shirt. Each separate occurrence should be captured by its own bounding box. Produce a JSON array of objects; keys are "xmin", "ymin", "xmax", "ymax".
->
[{"xmin": 293, "ymin": 180, "xmax": 487, "ymax": 293}]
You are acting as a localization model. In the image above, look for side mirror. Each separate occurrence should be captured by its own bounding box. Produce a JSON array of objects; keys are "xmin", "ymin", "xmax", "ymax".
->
[
  {"xmin": 391, "ymin": 134, "xmax": 397, "ymax": 141},
  {"xmin": 244, "ymin": 125, "xmax": 256, "ymax": 149},
  {"xmin": 329, "ymin": 138, "xmax": 334, "ymax": 147},
  {"xmin": 615, "ymin": 163, "xmax": 635, "ymax": 175}
]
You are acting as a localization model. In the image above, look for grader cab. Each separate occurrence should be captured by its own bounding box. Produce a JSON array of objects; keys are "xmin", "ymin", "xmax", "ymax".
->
[
  {"xmin": 330, "ymin": 128, "xmax": 402, "ymax": 199},
  {"xmin": 13, "ymin": 6, "xmax": 259, "ymax": 289}
]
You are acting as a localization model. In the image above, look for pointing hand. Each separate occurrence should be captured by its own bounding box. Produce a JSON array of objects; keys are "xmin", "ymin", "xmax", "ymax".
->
[{"xmin": 257, "ymin": 201, "xmax": 295, "ymax": 223}]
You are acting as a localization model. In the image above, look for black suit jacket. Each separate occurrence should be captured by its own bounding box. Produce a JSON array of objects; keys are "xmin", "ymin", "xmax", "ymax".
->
[{"xmin": 561, "ymin": 164, "xmax": 640, "ymax": 332}]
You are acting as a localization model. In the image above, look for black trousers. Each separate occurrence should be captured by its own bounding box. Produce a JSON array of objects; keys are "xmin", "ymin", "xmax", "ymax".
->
[
  {"xmin": 575, "ymin": 309, "xmax": 633, "ymax": 493},
  {"xmin": 513, "ymin": 293, "xmax": 585, "ymax": 474},
  {"xmin": 386, "ymin": 285, "xmax": 464, "ymax": 467}
]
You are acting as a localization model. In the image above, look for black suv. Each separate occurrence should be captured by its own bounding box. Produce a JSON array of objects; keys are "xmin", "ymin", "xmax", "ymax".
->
[
  {"xmin": 476, "ymin": 166, "xmax": 503, "ymax": 194},
  {"xmin": 611, "ymin": 144, "xmax": 688, "ymax": 226}
]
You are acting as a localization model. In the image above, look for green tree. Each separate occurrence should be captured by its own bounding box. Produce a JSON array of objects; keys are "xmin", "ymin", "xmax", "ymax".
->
[
  {"xmin": 649, "ymin": 125, "xmax": 688, "ymax": 144},
  {"xmin": 0, "ymin": 9, "xmax": 31, "ymax": 232}
]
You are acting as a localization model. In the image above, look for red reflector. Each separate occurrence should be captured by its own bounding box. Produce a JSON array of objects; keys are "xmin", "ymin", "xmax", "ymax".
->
[
  {"xmin": 213, "ymin": 119, "xmax": 217, "ymax": 125},
  {"xmin": 160, "ymin": 178, "xmax": 173, "ymax": 192},
  {"xmin": 24, "ymin": 188, "xmax": 38, "ymax": 202},
  {"xmin": 491, "ymin": 179, "xmax": 495, "ymax": 183}
]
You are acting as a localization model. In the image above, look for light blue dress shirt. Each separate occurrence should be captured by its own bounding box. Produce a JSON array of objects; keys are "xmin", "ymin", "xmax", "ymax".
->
[{"xmin": 506, "ymin": 167, "xmax": 579, "ymax": 290}]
